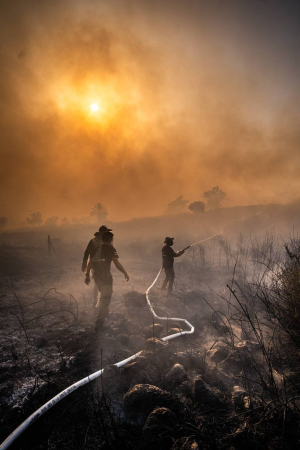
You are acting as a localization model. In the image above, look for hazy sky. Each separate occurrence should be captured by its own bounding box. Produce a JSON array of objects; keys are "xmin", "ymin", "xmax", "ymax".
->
[{"xmin": 1, "ymin": 0, "xmax": 300, "ymax": 223}]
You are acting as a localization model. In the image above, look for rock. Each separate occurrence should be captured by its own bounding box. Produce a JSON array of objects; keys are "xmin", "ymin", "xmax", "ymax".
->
[
  {"xmin": 143, "ymin": 323, "xmax": 164, "ymax": 339},
  {"xmin": 171, "ymin": 352, "xmax": 205, "ymax": 371},
  {"xmin": 167, "ymin": 327, "xmax": 184, "ymax": 335},
  {"xmin": 129, "ymin": 368, "xmax": 158, "ymax": 390},
  {"xmin": 143, "ymin": 407, "xmax": 177, "ymax": 449},
  {"xmin": 124, "ymin": 291, "xmax": 147, "ymax": 307},
  {"xmin": 122, "ymin": 357, "xmax": 152, "ymax": 390},
  {"xmin": 144, "ymin": 338, "xmax": 168, "ymax": 352},
  {"xmin": 165, "ymin": 364, "xmax": 188, "ymax": 387},
  {"xmin": 193, "ymin": 376, "xmax": 223, "ymax": 407},
  {"xmin": 207, "ymin": 344, "xmax": 230, "ymax": 363},
  {"xmin": 114, "ymin": 318, "xmax": 131, "ymax": 333},
  {"xmin": 143, "ymin": 339, "xmax": 173, "ymax": 367},
  {"xmin": 128, "ymin": 334, "xmax": 146, "ymax": 352},
  {"xmin": 115, "ymin": 334, "xmax": 129, "ymax": 346},
  {"xmin": 211, "ymin": 367, "xmax": 236, "ymax": 388},
  {"xmin": 122, "ymin": 356, "xmax": 148, "ymax": 377},
  {"xmin": 173, "ymin": 381, "xmax": 194, "ymax": 404},
  {"xmin": 123, "ymin": 384, "xmax": 187, "ymax": 425}
]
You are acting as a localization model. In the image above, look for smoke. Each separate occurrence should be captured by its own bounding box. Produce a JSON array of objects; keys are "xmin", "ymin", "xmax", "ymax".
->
[{"xmin": 1, "ymin": 0, "xmax": 300, "ymax": 223}]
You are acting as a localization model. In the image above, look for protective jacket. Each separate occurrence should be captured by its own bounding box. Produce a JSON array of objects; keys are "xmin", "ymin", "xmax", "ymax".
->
[{"xmin": 162, "ymin": 245, "xmax": 181, "ymax": 269}]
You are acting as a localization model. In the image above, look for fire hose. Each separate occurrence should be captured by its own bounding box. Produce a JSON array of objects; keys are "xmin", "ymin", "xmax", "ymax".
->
[{"xmin": 0, "ymin": 230, "xmax": 222, "ymax": 449}]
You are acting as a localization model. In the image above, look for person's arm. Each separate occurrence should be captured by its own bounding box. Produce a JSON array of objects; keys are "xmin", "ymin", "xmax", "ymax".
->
[
  {"xmin": 173, "ymin": 248, "xmax": 185, "ymax": 257},
  {"xmin": 84, "ymin": 261, "xmax": 92, "ymax": 285},
  {"xmin": 82, "ymin": 240, "xmax": 92, "ymax": 272},
  {"xmin": 112, "ymin": 257, "xmax": 129, "ymax": 281}
]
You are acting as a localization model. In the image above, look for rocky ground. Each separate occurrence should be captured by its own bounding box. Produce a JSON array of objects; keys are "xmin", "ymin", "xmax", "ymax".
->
[{"xmin": 1, "ymin": 244, "xmax": 300, "ymax": 449}]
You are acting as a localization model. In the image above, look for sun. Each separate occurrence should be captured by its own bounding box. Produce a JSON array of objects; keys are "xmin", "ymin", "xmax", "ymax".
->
[{"xmin": 90, "ymin": 103, "xmax": 99, "ymax": 112}]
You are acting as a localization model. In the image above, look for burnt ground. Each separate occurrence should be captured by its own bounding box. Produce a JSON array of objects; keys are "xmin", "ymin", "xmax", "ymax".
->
[{"xmin": 1, "ymin": 243, "xmax": 300, "ymax": 449}]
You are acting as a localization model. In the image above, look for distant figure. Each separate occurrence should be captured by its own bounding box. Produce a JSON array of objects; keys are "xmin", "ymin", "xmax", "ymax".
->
[
  {"xmin": 160, "ymin": 237, "xmax": 184, "ymax": 294},
  {"xmin": 82, "ymin": 225, "xmax": 112, "ymax": 306},
  {"xmin": 85, "ymin": 231, "xmax": 129, "ymax": 332}
]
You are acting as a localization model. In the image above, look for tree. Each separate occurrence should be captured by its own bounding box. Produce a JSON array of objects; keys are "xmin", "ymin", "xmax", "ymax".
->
[
  {"xmin": 0, "ymin": 217, "xmax": 8, "ymax": 229},
  {"xmin": 26, "ymin": 212, "xmax": 42, "ymax": 226},
  {"xmin": 189, "ymin": 201, "xmax": 205, "ymax": 214},
  {"xmin": 61, "ymin": 217, "xmax": 69, "ymax": 225},
  {"xmin": 165, "ymin": 196, "xmax": 189, "ymax": 215},
  {"xmin": 45, "ymin": 216, "xmax": 59, "ymax": 227},
  {"xmin": 203, "ymin": 186, "xmax": 226, "ymax": 210},
  {"xmin": 90, "ymin": 203, "xmax": 108, "ymax": 222}
]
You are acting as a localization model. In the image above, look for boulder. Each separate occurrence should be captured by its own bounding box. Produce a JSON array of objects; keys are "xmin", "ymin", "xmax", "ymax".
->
[
  {"xmin": 193, "ymin": 376, "xmax": 223, "ymax": 407},
  {"xmin": 210, "ymin": 367, "xmax": 236, "ymax": 388},
  {"xmin": 123, "ymin": 384, "xmax": 187, "ymax": 425},
  {"xmin": 121, "ymin": 356, "xmax": 148, "ymax": 378},
  {"xmin": 165, "ymin": 364, "xmax": 188, "ymax": 387},
  {"xmin": 171, "ymin": 352, "xmax": 205, "ymax": 371},
  {"xmin": 143, "ymin": 407, "xmax": 177, "ymax": 449},
  {"xmin": 167, "ymin": 327, "xmax": 184, "ymax": 335},
  {"xmin": 143, "ymin": 323, "xmax": 164, "ymax": 339},
  {"xmin": 115, "ymin": 334, "xmax": 129, "ymax": 346},
  {"xmin": 207, "ymin": 345, "xmax": 231, "ymax": 363},
  {"xmin": 124, "ymin": 291, "xmax": 147, "ymax": 308},
  {"xmin": 144, "ymin": 338, "xmax": 169, "ymax": 352},
  {"xmin": 128, "ymin": 334, "xmax": 146, "ymax": 352},
  {"xmin": 173, "ymin": 381, "xmax": 194, "ymax": 404},
  {"xmin": 114, "ymin": 318, "xmax": 131, "ymax": 333}
]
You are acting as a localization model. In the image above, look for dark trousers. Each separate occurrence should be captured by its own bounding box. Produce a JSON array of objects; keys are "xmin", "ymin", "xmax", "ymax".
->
[
  {"xmin": 94, "ymin": 276, "xmax": 113, "ymax": 325},
  {"xmin": 161, "ymin": 268, "xmax": 175, "ymax": 292}
]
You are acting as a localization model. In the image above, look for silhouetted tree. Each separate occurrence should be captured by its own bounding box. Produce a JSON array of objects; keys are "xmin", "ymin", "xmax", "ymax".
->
[
  {"xmin": 90, "ymin": 203, "xmax": 108, "ymax": 222},
  {"xmin": 165, "ymin": 196, "xmax": 189, "ymax": 215},
  {"xmin": 45, "ymin": 216, "xmax": 59, "ymax": 227},
  {"xmin": 203, "ymin": 186, "xmax": 226, "ymax": 210},
  {"xmin": 61, "ymin": 217, "xmax": 69, "ymax": 225},
  {"xmin": 0, "ymin": 217, "xmax": 8, "ymax": 228},
  {"xmin": 26, "ymin": 212, "xmax": 42, "ymax": 226},
  {"xmin": 189, "ymin": 201, "xmax": 205, "ymax": 214}
]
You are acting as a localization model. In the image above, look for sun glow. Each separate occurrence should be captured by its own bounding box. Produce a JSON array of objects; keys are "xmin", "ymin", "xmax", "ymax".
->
[{"xmin": 90, "ymin": 103, "xmax": 99, "ymax": 112}]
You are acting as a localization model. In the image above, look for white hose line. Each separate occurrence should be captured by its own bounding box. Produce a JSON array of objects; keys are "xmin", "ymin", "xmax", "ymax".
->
[
  {"xmin": 1, "ymin": 230, "xmax": 221, "ymax": 450},
  {"xmin": 145, "ymin": 268, "xmax": 194, "ymax": 341},
  {"xmin": 0, "ymin": 350, "xmax": 143, "ymax": 450}
]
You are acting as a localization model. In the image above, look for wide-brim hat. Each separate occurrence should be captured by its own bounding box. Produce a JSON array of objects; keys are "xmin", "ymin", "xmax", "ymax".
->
[
  {"xmin": 164, "ymin": 237, "xmax": 174, "ymax": 244},
  {"xmin": 99, "ymin": 225, "xmax": 113, "ymax": 233}
]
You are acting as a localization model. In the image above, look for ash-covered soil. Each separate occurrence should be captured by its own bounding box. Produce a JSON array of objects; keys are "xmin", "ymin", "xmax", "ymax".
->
[{"xmin": 1, "ymin": 243, "xmax": 300, "ymax": 449}]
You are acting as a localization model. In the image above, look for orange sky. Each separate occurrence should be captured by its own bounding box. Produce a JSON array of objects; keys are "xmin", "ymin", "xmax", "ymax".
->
[{"xmin": 1, "ymin": 0, "xmax": 300, "ymax": 224}]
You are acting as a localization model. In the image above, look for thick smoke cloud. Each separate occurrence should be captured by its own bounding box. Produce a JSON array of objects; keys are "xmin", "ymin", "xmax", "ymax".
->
[{"xmin": 1, "ymin": 0, "xmax": 300, "ymax": 223}]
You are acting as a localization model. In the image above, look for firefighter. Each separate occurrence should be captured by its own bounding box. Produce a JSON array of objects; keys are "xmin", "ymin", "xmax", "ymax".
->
[
  {"xmin": 160, "ymin": 237, "xmax": 184, "ymax": 294},
  {"xmin": 85, "ymin": 231, "xmax": 129, "ymax": 332},
  {"xmin": 82, "ymin": 225, "xmax": 112, "ymax": 306}
]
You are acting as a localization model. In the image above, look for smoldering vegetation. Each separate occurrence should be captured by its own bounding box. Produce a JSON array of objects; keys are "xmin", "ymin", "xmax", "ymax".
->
[{"xmin": 1, "ymin": 207, "xmax": 300, "ymax": 449}]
